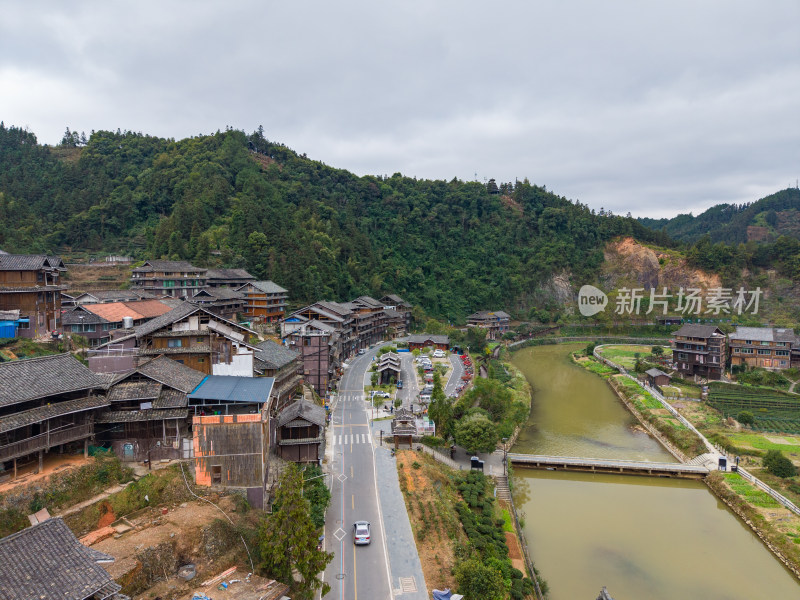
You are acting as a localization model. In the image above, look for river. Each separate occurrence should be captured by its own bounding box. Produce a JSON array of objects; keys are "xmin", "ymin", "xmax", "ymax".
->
[{"xmin": 511, "ymin": 343, "xmax": 800, "ymax": 600}]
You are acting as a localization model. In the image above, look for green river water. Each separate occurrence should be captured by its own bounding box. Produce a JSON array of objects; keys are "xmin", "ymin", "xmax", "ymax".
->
[{"xmin": 511, "ymin": 343, "xmax": 800, "ymax": 599}]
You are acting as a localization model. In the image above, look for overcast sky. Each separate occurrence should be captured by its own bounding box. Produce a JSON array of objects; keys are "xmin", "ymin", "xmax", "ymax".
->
[{"xmin": 1, "ymin": 1, "xmax": 798, "ymax": 218}]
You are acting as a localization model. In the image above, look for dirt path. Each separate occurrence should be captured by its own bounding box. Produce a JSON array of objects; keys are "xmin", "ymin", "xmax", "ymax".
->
[{"xmin": 55, "ymin": 482, "xmax": 130, "ymax": 517}]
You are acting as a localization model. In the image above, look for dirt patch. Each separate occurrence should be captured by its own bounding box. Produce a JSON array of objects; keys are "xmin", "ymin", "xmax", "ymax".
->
[
  {"xmin": 0, "ymin": 454, "xmax": 90, "ymax": 494},
  {"xmin": 62, "ymin": 264, "xmax": 132, "ymax": 291},
  {"xmin": 97, "ymin": 501, "xmax": 116, "ymax": 528}
]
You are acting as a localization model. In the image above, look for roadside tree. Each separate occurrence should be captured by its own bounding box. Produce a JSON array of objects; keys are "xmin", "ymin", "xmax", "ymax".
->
[
  {"xmin": 455, "ymin": 414, "xmax": 499, "ymax": 454},
  {"xmin": 455, "ymin": 558, "xmax": 506, "ymax": 600}
]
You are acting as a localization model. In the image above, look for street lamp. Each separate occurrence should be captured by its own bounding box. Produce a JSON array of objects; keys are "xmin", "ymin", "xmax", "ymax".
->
[{"xmin": 502, "ymin": 437, "xmax": 508, "ymax": 476}]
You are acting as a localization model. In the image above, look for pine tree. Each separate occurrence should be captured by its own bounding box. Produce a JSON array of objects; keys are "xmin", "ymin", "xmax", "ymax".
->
[{"xmin": 258, "ymin": 464, "xmax": 332, "ymax": 599}]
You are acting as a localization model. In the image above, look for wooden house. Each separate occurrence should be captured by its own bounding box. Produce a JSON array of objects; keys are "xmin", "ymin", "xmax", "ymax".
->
[
  {"xmin": 0, "ymin": 517, "xmax": 127, "ymax": 600},
  {"xmin": 190, "ymin": 287, "xmax": 246, "ymax": 319},
  {"xmin": 671, "ymin": 324, "xmax": 725, "ymax": 380},
  {"xmin": 728, "ymin": 326, "xmax": 799, "ymax": 371},
  {"xmin": 380, "ymin": 294, "xmax": 413, "ymax": 335},
  {"xmin": 96, "ymin": 356, "xmax": 206, "ymax": 462},
  {"xmin": 276, "ymin": 399, "xmax": 326, "ymax": 463},
  {"xmin": 282, "ymin": 310, "xmax": 343, "ymax": 394},
  {"xmin": 187, "ymin": 374, "xmax": 275, "ymax": 416},
  {"xmin": 253, "ymin": 340, "xmax": 303, "ymax": 409},
  {"xmin": 644, "ymin": 368, "xmax": 671, "ymax": 387},
  {"xmin": 407, "ymin": 334, "xmax": 450, "ymax": 351},
  {"xmin": 0, "ymin": 354, "xmax": 109, "ymax": 480},
  {"xmin": 377, "ymin": 351, "xmax": 401, "ymax": 384},
  {"xmin": 236, "ymin": 280, "xmax": 288, "ymax": 323},
  {"xmin": 130, "ymin": 260, "xmax": 207, "ymax": 298},
  {"xmin": 466, "ymin": 310, "xmax": 511, "ymax": 340},
  {"xmin": 89, "ymin": 303, "xmax": 257, "ymax": 376},
  {"xmin": 70, "ymin": 289, "xmax": 156, "ymax": 305},
  {"xmin": 63, "ymin": 299, "xmax": 174, "ymax": 348},
  {"xmin": 0, "ymin": 255, "xmax": 66, "ymax": 338},
  {"xmin": 205, "ymin": 268, "xmax": 255, "ymax": 289}
]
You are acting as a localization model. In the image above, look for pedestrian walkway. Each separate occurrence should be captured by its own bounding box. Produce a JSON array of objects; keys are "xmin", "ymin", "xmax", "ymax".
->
[
  {"xmin": 332, "ymin": 433, "xmax": 372, "ymax": 445},
  {"xmin": 370, "ymin": 420, "xmax": 428, "ymax": 600}
]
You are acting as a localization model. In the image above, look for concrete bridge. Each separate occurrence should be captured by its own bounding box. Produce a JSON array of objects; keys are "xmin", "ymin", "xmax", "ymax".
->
[{"xmin": 508, "ymin": 453, "xmax": 710, "ymax": 479}]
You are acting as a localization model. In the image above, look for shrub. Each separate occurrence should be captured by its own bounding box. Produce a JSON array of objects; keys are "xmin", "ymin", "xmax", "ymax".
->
[
  {"xmin": 763, "ymin": 450, "xmax": 797, "ymax": 478},
  {"xmin": 737, "ymin": 411, "xmax": 755, "ymax": 426}
]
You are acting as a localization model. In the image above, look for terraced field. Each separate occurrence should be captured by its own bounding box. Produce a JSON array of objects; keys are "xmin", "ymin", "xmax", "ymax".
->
[{"xmin": 708, "ymin": 383, "xmax": 800, "ymax": 434}]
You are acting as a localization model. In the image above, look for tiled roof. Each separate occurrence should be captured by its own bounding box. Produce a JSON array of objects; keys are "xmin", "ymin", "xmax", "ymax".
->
[
  {"xmin": 407, "ymin": 334, "xmax": 450, "ymax": 345},
  {"xmin": 132, "ymin": 260, "xmax": 206, "ymax": 273},
  {"xmin": 132, "ymin": 302, "xmax": 199, "ymax": 338},
  {"xmin": 645, "ymin": 368, "xmax": 669, "ymax": 378},
  {"xmin": 314, "ymin": 301, "xmax": 352, "ymax": 317},
  {"xmin": 135, "ymin": 356, "xmax": 207, "ymax": 393},
  {"xmin": 188, "ymin": 375, "xmax": 274, "ymax": 403},
  {"xmin": 0, "ymin": 354, "xmax": 109, "ymax": 408},
  {"xmin": 242, "ymin": 280, "xmax": 287, "ymax": 294},
  {"xmin": 353, "ymin": 295, "xmax": 383, "ymax": 308},
  {"xmin": 0, "ymin": 517, "xmax": 120, "ymax": 600},
  {"xmin": 254, "ymin": 340, "xmax": 300, "ymax": 370},
  {"xmin": 95, "ymin": 408, "xmax": 188, "ymax": 423},
  {"xmin": 0, "ymin": 395, "xmax": 109, "ymax": 434},
  {"xmin": 278, "ymin": 399, "xmax": 326, "ymax": 427},
  {"xmin": 729, "ymin": 327, "xmax": 800, "ymax": 344},
  {"xmin": 673, "ymin": 324, "xmax": 724, "ymax": 338},
  {"xmin": 381, "ymin": 294, "xmax": 411, "ymax": 307},
  {"xmin": 468, "ymin": 310, "xmax": 511, "ymax": 320},
  {"xmin": 0, "ymin": 254, "xmax": 65, "ymax": 271},
  {"xmin": 75, "ymin": 290, "xmax": 155, "ymax": 302},
  {"xmin": 81, "ymin": 300, "xmax": 172, "ymax": 324},
  {"xmin": 191, "ymin": 287, "xmax": 245, "ymax": 300},
  {"xmin": 383, "ymin": 308, "xmax": 402, "ymax": 318},
  {"xmin": 206, "ymin": 268, "xmax": 254, "ymax": 280},
  {"xmin": 62, "ymin": 308, "xmax": 109, "ymax": 326},
  {"xmin": 0, "ymin": 309, "xmax": 20, "ymax": 321},
  {"xmin": 107, "ymin": 380, "xmax": 162, "ymax": 402},
  {"xmin": 153, "ymin": 388, "xmax": 188, "ymax": 409}
]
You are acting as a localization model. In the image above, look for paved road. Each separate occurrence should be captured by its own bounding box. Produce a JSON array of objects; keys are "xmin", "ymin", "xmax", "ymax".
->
[
  {"xmin": 444, "ymin": 353, "xmax": 464, "ymax": 396},
  {"xmin": 324, "ymin": 347, "xmax": 393, "ymax": 600}
]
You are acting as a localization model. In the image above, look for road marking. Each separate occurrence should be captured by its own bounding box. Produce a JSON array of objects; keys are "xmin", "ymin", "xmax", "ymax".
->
[
  {"xmin": 350, "ymin": 465, "xmax": 353, "ymax": 478},
  {"xmin": 351, "ymin": 494, "xmax": 354, "ymax": 510},
  {"xmin": 399, "ymin": 576, "xmax": 417, "ymax": 593},
  {"xmin": 334, "ymin": 527, "xmax": 346, "ymax": 541}
]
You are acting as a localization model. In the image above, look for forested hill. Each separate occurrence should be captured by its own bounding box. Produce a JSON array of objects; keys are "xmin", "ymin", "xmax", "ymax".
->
[
  {"xmin": 639, "ymin": 188, "xmax": 800, "ymax": 245},
  {"xmin": 0, "ymin": 123, "xmax": 667, "ymax": 320}
]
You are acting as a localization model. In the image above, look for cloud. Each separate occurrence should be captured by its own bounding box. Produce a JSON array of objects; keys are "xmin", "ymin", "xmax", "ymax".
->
[{"xmin": 0, "ymin": 1, "xmax": 798, "ymax": 218}]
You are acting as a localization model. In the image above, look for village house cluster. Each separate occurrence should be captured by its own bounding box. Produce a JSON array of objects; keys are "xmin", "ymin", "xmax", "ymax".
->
[{"xmin": 0, "ymin": 254, "xmax": 416, "ymax": 508}]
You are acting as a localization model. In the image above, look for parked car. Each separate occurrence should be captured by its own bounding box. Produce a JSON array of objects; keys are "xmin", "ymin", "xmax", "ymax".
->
[
  {"xmin": 375, "ymin": 391, "xmax": 391, "ymax": 398},
  {"xmin": 358, "ymin": 349, "xmax": 366, "ymax": 355},
  {"xmin": 420, "ymin": 392, "xmax": 432, "ymax": 402},
  {"xmin": 397, "ymin": 380, "xmax": 403, "ymax": 388},
  {"xmin": 433, "ymin": 350, "xmax": 445, "ymax": 358},
  {"xmin": 353, "ymin": 521, "xmax": 371, "ymax": 545}
]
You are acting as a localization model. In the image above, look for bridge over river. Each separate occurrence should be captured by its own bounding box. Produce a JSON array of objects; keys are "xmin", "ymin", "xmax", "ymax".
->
[{"xmin": 508, "ymin": 453, "xmax": 711, "ymax": 479}]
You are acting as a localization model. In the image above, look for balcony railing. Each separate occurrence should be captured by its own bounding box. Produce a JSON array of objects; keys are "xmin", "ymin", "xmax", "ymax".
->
[{"xmin": 0, "ymin": 423, "xmax": 92, "ymax": 462}]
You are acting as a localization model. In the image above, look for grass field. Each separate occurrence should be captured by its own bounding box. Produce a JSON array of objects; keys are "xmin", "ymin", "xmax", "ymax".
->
[
  {"xmin": 597, "ymin": 344, "xmax": 671, "ymax": 369},
  {"xmin": 722, "ymin": 472, "xmax": 781, "ymax": 508},
  {"xmin": 726, "ymin": 432, "xmax": 800, "ymax": 456}
]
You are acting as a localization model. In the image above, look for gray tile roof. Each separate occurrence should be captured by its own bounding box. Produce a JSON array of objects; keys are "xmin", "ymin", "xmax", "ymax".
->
[
  {"xmin": 0, "ymin": 309, "xmax": 20, "ymax": 321},
  {"xmin": 0, "ymin": 395, "xmax": 110, "ymax": 434},
  {"xmin": 278, "ymin": 399, "xmax": 326, "ymax": 427},
  {"xmin": 645, "ymin": 368, "xmax": 669, "ymax": 378},
  {"xmin": 407, "ymin": 334, "xmax": 450, "ymax": 345},
  {"xmin": 107, "ymin": 380, "xmax": 162, "ymax": 402},
  {"xmin": 132, "ymin": 260, "xmax": 206, "ymax": 273},
  {"xmin": 191, "ymin": 287, "xmax": 245, "ymax": 300},
  {"xmin": 0, "ymin": 354, "xmax": 109, "ymax": 408},
  {"xmin": 95, "ymin": 408, "xmax": 188, "ymax": 423},
  {"xmin": 314, "ymin": 301, "xmax": 352, "ymax": 317},
  {"xmin": 132, "ymin": 301, "xmax": 199, "ymax": 338},
  {"xmin": 242, "ymin": 280, "xmax": 287, "ymax": 294},
  {"xmin": 729, "ymin": 326, "xmax": 800, "ymax": 344},
  {"xmin": 468, "ymin": 310, "xmax": 511, "ymax": 320},
  {"xmin": 673, "ymin": 324, "xmax": 724, "ymax": 338},
  {"xmin": 254, "ymin": 340, "xmax": 300, "ymax": 370},
  {"xmin": 382, "ymin": 308, "xmax": 402, "ymax": 319},
  {"xmin": 153, "ymin": 388, "xmax": 188, "ymax": 408},
  {"xmin": 0, "ymin": 517, "xmax": 120, "ymax": 600},
  {"xmin": 135, "ymin": 355, "xmax": 207, "ymax": 393},
  {"xmin": 188, "ymin": 375, "xmax": 274, "ymax": 404},
  {"xmin": 206, "ymin": 268, "xmax": 254, "ymax": 281},
  {"xmin": 62, "ymin": 308, "xmax": 109, "ymax": 326},
  {"xmin": 0, "ymin": 254, "xmax": 65, "ymax": 271},
  {"xmin": 75, "ymin": 290, "xmax": 155, "ymax": 302},
  {"xmin": 353, "ymin": 295, "xmax": 383, "ymax": 308}
]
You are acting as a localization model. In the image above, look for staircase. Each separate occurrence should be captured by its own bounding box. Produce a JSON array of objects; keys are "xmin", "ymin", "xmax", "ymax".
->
[{"xmin": 495, "ymin": 475, "xmax": 511, "ymax": 501}]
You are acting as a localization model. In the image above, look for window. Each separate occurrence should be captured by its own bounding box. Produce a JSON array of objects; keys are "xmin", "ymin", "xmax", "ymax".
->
[
  {"xmin": 776, "ymin": 350, "xmax": 789, "ymax": 356},
  {"xmin": 196, "ymin": 337, "xmax": 204, "ymax": 343},
  {"xmin": 733, "ymin": 348, "xmax": 740, "ymax": 353},
  {"xmin": 740, "ymin": 348, "xmax": 754, "ymax": 354},
  {"xmin": 71, "ymin": 325, "xmax": 82, "ymax": 333},
  {"xmin": 168, "ymin": 339, "xmax": 183, "ymax": 348},
  {"xmin": 211, "ymin": 465, "xmax": 222, "ymax": 484},
  {"xmin": 198, "ymin": 357, "xmax": 205, "ymax": 363},
  {"xmin": 304, "ymin": 337, "xmax": 311, "ymax": 346},
  {"xmin": 757, "ymin": 349, "xmax": 771, "ymax": 355},
  {"xmin": 677, "ymin": 352, "xmax": 688, "ymax": 360}
]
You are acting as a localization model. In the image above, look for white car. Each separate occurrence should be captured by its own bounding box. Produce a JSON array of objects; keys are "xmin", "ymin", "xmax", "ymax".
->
[{"xmin": 433, "ymin": 350, "xmax": 445, "ymax": 358}]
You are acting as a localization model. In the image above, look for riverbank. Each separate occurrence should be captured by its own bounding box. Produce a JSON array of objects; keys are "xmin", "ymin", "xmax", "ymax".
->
[{"xmin": 571, "ymin": 343, "xmax": 800, "ymax": 580}]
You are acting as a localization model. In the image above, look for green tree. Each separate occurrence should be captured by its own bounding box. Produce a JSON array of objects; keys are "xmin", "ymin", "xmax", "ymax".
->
[
  {"xmin": 428, "ymin": 372, "xmax": 452, "ymax": 439},
  {"xmin": 258, "ymin": 464, "xmax": 332, "ymax": 599},
  {"xmin": 455, "ymin": 558, "xmax": 507, "ymax": 600},
  {"xmin": 737, "ymin": 411, "xmax": 755, "ymax": 426},
  {"xmin": 763, "ymin": 449, "xmax": 797, "ymax": 478},
  {"xmin": 651, "ymin": 346, "xmax": 664, "ymax": 357},
  {"xmin": 455, "ymin": 414, "xmax": 499, "ymax": 454},
  {"xmin": 302, "ymin": 465, "xmax": 331, "ymax": 529}
]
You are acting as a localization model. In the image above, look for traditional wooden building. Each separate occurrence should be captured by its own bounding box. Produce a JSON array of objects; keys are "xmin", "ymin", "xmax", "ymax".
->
[
  {"xmin": 236, "ymin": 280, "xmax": 288, "ymax": 323},
  {"xmin": 130, "ymin": 260, "xmax": 207, "ymax": 298},
  {"xmin": 63, "ymin": 299, "xmax": 174, "ymax": 348},
  {"xmin": 89, "ymin": 303, "xmax": 257, "ymax": 376},
  {"xmin": 69, "ymin": 289, "xmax": 156, "ymax": 305},
  {"xmin": 671, "ymin": 324, "xmax": 725, "ymax": 380},
  {"xmin": 253, "ymin": 340, "xmax": 303, "ymax": 409},
  {"xmin": 0, "ymin": 354, "xmax": 109, "ymax": 479},
  {"xmin": 205, "ymin": 268, "xmax": 255, "ymax": 288},
  {"xmin": 276, "ymin": 399, "xmax": 326, "ymax": 463},
  {"xmin": 190, "ymin": 287, "xmax": 246, "ymax": 319},
  {"xmin": 187, "ymin": 374, "xmax": 274, "ymax": 416},
  {"xmin": 96, "ymin": 356, "xmax": 206, "ymax": 462},
  {"xmin": 380, "ymin": 294, "xmax": 413, "ymax": 335},
  {"xmin": 345, "ymin": 296, "xmax": 387, "ymax": 348},
  {"xmin": 0, "ymin": 517, "xmax": 128, "ymax": 600},
  {"xmin": 0, "ymin": 255, "xmax": 66, "ymax": 338},
  {"xmin": 728, "ymin": 326, "xmax": 800, "ymax": 371},
  {"xmin": 391, "ymin": 407, "xmax": 416, "ymax": 449},
  {"xmin": 407, "ymin": 334, "xmax": 450, "ymax": 351},
  {"xmin": 377, "ymin": 351, "xmax": 401, "ymax": 384},
  {"xmin": 644, "ymin": 368, "xmax": 671, "ymax": 387},
  {"xmin": 466, "ymin": 310, "xmax": 511, "ymax": 340}
]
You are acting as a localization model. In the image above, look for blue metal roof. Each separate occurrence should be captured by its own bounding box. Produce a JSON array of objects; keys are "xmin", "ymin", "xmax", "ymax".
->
[{"xmin": 187, "ymin": 375, "xmax": 275, "ymax": 403}]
